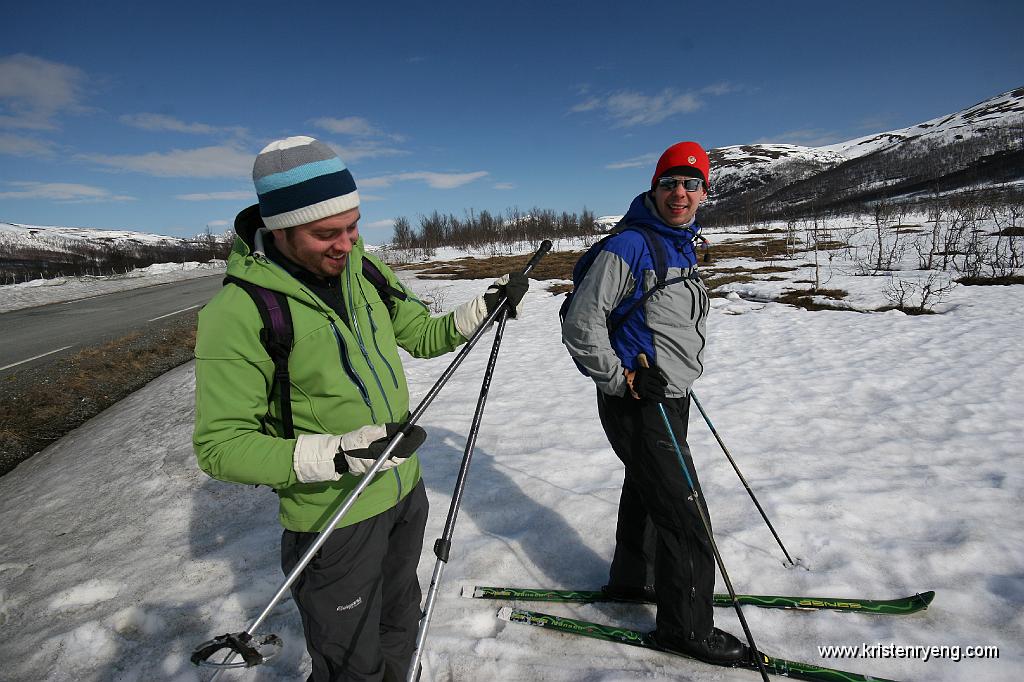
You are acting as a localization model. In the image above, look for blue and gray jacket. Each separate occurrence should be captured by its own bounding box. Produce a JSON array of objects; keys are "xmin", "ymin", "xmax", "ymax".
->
[{"xmin": 561, "ymin": 192, "xmax": 709, "ymax": 398}]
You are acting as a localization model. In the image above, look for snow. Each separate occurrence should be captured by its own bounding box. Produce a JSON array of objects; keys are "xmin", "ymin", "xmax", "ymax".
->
[
  {"xmin": 0, "ymin": 260, "xmax": 227, "ymax": 313},
  {"xmin": 0, "ymin": 221, "xmax": 189, "ymax": 247},
  {"xmin": 706, "ymin": 86, "xmax": 1024, "ymax": 203},
  {"xmin": 0, "ymin": 226, "xmax": 1021, "ymax": 681},
  {"xmin": 821, "ymin": 86, "xmax": 1024, "ymax": 159}
]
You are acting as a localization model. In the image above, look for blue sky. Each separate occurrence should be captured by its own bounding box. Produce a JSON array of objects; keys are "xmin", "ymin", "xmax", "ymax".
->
[{"xmin": 1, "ymin": 1, "xmax": 1022, "ymax": 244}]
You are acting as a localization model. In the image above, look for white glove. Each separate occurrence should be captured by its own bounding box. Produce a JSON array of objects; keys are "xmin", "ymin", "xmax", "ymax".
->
[{"xmin": 292, "ymin": 424, "xmax": 427, "ymax": 482}]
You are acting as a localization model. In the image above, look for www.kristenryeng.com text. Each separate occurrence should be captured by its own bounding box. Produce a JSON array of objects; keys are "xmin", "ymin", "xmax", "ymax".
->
[{"xmin": 818, "ymin": 643, "xmax": 999, "ymax": 663}]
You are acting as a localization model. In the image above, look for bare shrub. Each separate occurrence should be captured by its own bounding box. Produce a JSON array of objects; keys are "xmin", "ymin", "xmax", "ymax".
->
[
  {"xmin": 423, "ymin": 285, "xmax": 449, "ymax": 313},
  {"xmin": 883, "ymin": 272, "xmax": 956, "ymax": 313}
]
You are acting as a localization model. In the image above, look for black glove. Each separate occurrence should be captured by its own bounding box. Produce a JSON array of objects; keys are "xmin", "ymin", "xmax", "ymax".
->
[
  {"xmin": 334, "ymin": 423, "xmax": 427, "ymax": 475},
  {"xmin": 483, "ymin": 273, "xmax": 529, "ymax": 318},
  {"xmin": 631, "ymin": 363, "xmax": 668, "ymax": 401}
]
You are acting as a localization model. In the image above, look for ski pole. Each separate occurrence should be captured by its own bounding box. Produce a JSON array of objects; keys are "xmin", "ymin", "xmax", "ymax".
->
[
  {"xmin": 407, "ymin": 286, "xmax": 515, "ymax": 681},
  {"xmin": 192, "ymin": 240, "xmax": 553, "ymax": 677},
  {"xmin": 689, "ymin": 390, "xmax": 795, "ymax": 566},
  {"xmin": 637, "ymin": 355, "xmax": 769, "ymax": 682}
]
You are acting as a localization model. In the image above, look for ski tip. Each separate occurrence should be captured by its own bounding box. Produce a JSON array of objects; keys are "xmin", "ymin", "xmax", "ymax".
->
[
  {"xmin": 496, "ymin": 606, "xmax": 514, "ymax": 621},
  {"xmin": 917, "ymin": 590, "xmax": 936, "ymax": 607}
]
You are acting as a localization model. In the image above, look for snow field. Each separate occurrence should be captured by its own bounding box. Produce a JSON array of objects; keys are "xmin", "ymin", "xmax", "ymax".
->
[{"xmin": 0, "ymin": 237, "xmax": 1020, "ymax": 680}]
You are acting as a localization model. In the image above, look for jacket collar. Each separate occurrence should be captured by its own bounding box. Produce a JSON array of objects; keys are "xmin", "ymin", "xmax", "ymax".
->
[{"xmin": 620, "ymin": 192, "xmax": 698, "ymax": 239}]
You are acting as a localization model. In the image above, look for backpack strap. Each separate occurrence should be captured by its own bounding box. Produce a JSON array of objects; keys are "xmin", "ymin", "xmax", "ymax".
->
[
  {"xmin": 606, "ymin": 224, "xmax": 684, "ymax": 336},
  {"xmin": 633, "ymin": 224, "xmax": 669, "ymax": 285},
  {"xmin": 223, "ymin": 275, "xmax": 295, "ymax": 440},
  {"xmin": 361, "ymin": 258, "xmax": 408, "ymax": 312}
]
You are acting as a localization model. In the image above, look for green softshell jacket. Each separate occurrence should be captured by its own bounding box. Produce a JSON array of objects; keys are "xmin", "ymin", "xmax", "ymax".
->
[{"xmin": 193, "ymin": 220, "xmax": 465, "ymax": 531}]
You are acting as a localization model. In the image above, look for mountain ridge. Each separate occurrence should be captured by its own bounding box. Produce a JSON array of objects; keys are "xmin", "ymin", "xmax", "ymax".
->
[{"xmin": 703, "ymin": 86, "xmax": 1024, "ymax": 221}]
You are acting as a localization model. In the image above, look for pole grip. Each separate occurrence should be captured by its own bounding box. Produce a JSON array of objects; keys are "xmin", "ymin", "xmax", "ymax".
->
[{"xmin": 522, "ymin": 240, "xmax": 552, "ymax": 275}]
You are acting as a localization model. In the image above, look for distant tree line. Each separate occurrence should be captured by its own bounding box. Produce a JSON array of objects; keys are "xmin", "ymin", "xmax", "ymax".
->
[
  {"xmin": 389, "ymin": 207, "xmax": 597, "ymax": 256},
  {"xmin": 0, "ymin": 227, "xmax": 233, "ymax": 284}
]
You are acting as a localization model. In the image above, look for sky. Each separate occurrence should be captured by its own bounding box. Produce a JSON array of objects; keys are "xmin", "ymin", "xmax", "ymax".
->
[
  {"xmin": 0, "ymin": 226, "xmax": 1021, "ymax": 680},
  {"xmin": 1, "ymin": 1, "xmax": 1022, "ymax": 244}
]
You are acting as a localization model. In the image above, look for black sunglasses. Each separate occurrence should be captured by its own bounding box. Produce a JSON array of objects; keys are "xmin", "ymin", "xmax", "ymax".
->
[{"xmin": 657, "ymin": 177, "xmax": 704, "ymax": 192}]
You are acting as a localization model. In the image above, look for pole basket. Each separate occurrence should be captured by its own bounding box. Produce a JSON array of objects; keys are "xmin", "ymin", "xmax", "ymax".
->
[{"xmin": 190, "ymin": 631, "xmax": 283, "ymax": 668}]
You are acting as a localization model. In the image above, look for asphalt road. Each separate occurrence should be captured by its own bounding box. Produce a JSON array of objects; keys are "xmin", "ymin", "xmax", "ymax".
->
[{"xmin": 0, "ymin": 275, "xmax": 224, "ymax": 376}]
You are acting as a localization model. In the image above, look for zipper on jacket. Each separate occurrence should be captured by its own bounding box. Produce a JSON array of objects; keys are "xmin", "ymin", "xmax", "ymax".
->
[
  {"xmin": 248, "ymin": 251, "xmax": 382, "ymax": 422},
  {"xmin": 329, "ymin": 320, "xmax": 376, "ymax": 423},
  {"xmin": 366, "ymin": 303, "xmax": 400, "ymax": 388},
  {"xmin": 393, "ymin": 468, "xmax": 403, "ymax": 502},
  {"xmin": 683, "ymin": 278, "xmax": 697, "ymax": 321},
  {"xmin": 345, "ymin": 266, "xmax": 395, "ymax": 421},
  {"xmin": 693, "ymin": 279, "xmax": 708, "ymax": 376},
  {"xmin": 356, "ymin": 277, "xmax": 401, "ymax": 389}
]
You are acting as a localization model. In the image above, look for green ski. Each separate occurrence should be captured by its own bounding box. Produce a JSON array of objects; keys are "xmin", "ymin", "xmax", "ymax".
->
[
  {"xmin": 467, "ymin": 585, "xmax": 934, "ymax": 615},
  {"xmin": 498, "ymin": 607, "xmax": 900, "ymax": 682}
]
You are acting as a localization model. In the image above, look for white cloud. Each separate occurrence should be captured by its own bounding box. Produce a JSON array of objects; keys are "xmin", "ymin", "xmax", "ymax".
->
[
  {"xmin": 80, "ymin": 145, "xmax": 253, "ymax": 178},
  {"xmin": 0, "ymin": 181, "xmax": 133, "ymax": 202},
  {"xmin": 176, "ymin": 190, "xmax": 254, "ymax": 201},
  {"xmin": 606, "ymin": 89, "xmax": 702, "ymax": 126},
  {"xmin": 700, "ymin": 82, "xmax": 738, "ymax": 97},
  {"xmin": 570, "ymin": 84, "xmax": 733, "ymax": 127},
  {"xmin": 333, "ymin": 141, "xmax": 410, "ymax": 162},
  {"xmin": 0, "ymin": 54, "xmax": 88, "ymax": 130},
  {"xmin": 120, "ymin": 113, "xmax": 247, "ymax": 137},
  {"xmin": 206, "ymin": 220, "xmax": 230, "ymax": 227},
  {"xmin": 493, "ymin": 182, "xmax": 516, "ymax": 190},
  {"xmin": 311, "ymin": 117, "xmax": 406, "ymax": 143},
  {"xmin": 0, "ymin": 133, "xmax": 58, "ymax": 157},
  {"xmin": 361, "ymin": 171, "xmax": 489, "ymax": 190},
  {"xmin": 569, "ymin": 98, "xmax": 600, "ymax": 113},
  {"xmin": 363, "ymin": 218, "xmax": 395, "ymax": 229},
  {"xmin": 606, "ymin": 152, "xmax": 660, "ymax": 170},
  {"xmin": 312, "ymin": 116, "xmax": 383, "ymax": 137}
]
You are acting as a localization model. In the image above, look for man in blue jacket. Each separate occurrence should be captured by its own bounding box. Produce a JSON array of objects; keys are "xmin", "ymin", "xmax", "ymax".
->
[{"xmin": 561, "ymin": 141, "xmax": 746, "ymax": 664}]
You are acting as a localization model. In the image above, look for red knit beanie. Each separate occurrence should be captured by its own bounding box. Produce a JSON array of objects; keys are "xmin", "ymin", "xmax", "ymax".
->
[{"xmin": 651, "ymin": 141, "xmax": 710, "ymax": 189}]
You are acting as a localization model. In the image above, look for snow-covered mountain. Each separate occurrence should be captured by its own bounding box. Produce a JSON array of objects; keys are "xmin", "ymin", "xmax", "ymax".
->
[
  {"xmin": 0, "ymin": 222, "xmax": 227, "ymax": 282},
  {"xmin": 709, "ymin": 144, "xmax": 846, "ymax": 202},
  {"xmin": 0, "ymin": 222, "xmax": 189, "ymax": 253},
  {"xmin": 823, "ymin": 86, "xmax": 1024, "ymax": 159},
  {"xmin": 594, "ymin": 214, "xmax": 623, "ymax": 231},
  {"xmin": 706, "ymin": 86, "xmax": 1024, "ymax": 219}
]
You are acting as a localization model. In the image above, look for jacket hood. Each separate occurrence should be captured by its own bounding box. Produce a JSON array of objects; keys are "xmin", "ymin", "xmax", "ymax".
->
[{"xmin": 233, "ymin": 204, "xmax": 263, "ymax": 252}]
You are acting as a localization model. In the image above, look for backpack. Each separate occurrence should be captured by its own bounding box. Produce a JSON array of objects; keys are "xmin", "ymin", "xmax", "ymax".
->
[
  {"xmin": 559, "ymin": 224, "xmax": 703, "ymax": 376},
  {"xmin": 224, "ymin": 258, "xmax": 407, "ymax": 439}
]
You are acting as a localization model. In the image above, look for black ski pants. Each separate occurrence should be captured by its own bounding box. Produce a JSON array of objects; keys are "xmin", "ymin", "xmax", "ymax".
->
[
  {"xmin": 597, "ymin": 390, "xmax": 716, "ymax": 642},
  {"xmin": 281, "ymin": 481, "xmax": 428, "ymax": 682}
]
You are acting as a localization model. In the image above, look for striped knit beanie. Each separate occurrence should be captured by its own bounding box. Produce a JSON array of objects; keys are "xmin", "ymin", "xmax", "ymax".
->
[{"xmin": 252, "ymin": 136, "xmax": 359, "ymax": 230}]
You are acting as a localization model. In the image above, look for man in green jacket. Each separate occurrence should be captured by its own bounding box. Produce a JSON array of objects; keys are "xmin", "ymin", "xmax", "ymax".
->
[{"xmin": 193, "ymin": 136, "xmax": 527, "ymax": 681}]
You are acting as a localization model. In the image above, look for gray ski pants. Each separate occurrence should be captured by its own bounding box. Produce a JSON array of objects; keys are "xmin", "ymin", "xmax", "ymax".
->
[{"xmin": 281, "ymin": 481, "xmax": 428, "ymax": 682}]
